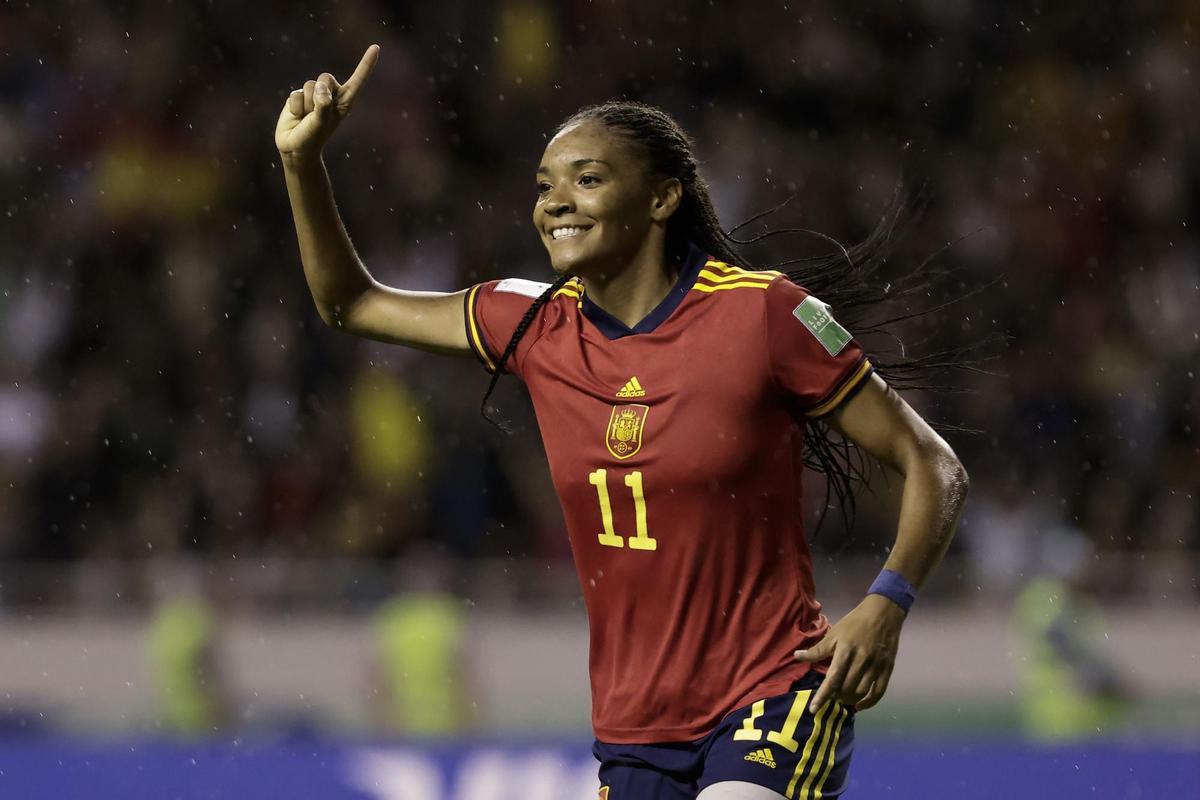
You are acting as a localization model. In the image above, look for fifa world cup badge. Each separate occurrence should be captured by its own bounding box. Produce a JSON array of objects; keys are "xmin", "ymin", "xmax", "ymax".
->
[
  {"xmin": 598, "ymin": 788, "xmax": 611, "ymax": 800},
  {"xmin": 606, "ymin": 404, "xmax": 649, "ymax": 460},
  {"xmin": 793, "ymin": 295, "xmax": 851, "ymax": 356}
]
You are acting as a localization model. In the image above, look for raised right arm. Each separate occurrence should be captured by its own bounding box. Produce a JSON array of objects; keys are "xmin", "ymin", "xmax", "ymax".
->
[{"xmin": 276, "ymin": 45, "xmax": 470, "ymax": 356}]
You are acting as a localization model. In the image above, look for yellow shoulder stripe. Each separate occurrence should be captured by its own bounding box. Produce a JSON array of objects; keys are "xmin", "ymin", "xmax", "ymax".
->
[
  {"xmin": 693, "ymin": 280, "xmax": 772, "ymax": 293},
  {"xmin": 697, "ymin": 268, "xmax": 775, "ymax": 285},
  {"xmin": 705, "ymin": 260, "xmax": 783, "ymax": 279},
  {"xmin": 807, "ymin": 359, "xmax": 873, "ymax": 418},
  {"xmin": 465, "ymin": 285, "xmax": 496, "ymax": 373}
]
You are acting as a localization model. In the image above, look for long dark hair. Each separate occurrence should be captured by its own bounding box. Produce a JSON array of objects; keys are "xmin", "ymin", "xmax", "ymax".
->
[{"xmin": 481, "ymin": 101, "xmax": 988, "ymax": 535}]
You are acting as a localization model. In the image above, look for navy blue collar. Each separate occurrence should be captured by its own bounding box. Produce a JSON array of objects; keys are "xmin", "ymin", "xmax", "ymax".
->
[{"xmin": 579, "ymin": 244, "xmax": 708, "ymax": 340}]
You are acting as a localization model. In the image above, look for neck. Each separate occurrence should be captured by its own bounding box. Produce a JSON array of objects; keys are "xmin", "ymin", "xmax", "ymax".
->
[{"xmin": 578, "ymin": 238, "xmax": 679, "ymax": 329}]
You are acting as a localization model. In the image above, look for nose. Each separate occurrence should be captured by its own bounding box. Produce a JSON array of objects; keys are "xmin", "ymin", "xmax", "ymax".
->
[{"xmin": 543, "ymin": 187, "xmax": 574, "ymax": 216}]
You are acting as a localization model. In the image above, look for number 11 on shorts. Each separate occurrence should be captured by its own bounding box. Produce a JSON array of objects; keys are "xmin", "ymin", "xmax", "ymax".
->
[
  {"xmin": 734, "ymin": 689, "xmax": 813, "ymax": 751},
  {"xmin": 588, "ymin": 468, "xmax": 657, "ymax": 550}
]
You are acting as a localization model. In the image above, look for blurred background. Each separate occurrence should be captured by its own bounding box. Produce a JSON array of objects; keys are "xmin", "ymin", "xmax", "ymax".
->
[{"xmin": 0, "ymin": 0, "xmax": 1197, "ymax": 797}]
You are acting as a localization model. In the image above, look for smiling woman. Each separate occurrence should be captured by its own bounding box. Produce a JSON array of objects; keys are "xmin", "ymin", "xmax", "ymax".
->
[
  {"xmin": 534, "ymin": 128, "xmax": 681, "ymax": 292},
  {"xmin": 278, "ymin": 51, "xmax": 969, "ymax": 800}
]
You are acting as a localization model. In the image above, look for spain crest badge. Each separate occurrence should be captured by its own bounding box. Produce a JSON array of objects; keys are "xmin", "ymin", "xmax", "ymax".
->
[{"xmin": 606, "ymin": 404, "xmax": 648, "ymax": 460}]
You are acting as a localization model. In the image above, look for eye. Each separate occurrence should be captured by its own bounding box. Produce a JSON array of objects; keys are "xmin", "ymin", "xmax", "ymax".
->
[
  {"xmin": 578, "ymin": 174, "xmax": 601, "ymax": 186},
  {"xmin": 536, "ymin": 181, "xmax": 552, "ymax": 195}
]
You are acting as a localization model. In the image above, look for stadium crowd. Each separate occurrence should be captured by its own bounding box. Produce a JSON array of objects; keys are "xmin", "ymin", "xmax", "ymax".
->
[{"xmin": 0, "ymin": 1, "xmax": 1195, "ymax": 604}]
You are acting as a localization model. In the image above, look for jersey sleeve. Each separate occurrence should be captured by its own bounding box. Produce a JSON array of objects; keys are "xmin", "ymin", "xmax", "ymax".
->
[
  {"xmin": 765, "ymin": 277, "xmax": 874, "ymax": 417},
  {"xmin": 463, "ymin": 277, "xmax": 554, "ymax": 380}
]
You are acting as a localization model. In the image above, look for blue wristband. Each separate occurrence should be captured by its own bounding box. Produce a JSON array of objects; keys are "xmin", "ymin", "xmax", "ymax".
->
[{"xmin": 867, "ymin": 569, "xmax": 916, "ymax": 612}]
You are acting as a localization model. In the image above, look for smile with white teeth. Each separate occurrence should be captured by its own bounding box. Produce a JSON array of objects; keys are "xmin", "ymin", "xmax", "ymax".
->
[{"xmin": 551, "ymin": 226, "xmax": 589, "ymax": 240}]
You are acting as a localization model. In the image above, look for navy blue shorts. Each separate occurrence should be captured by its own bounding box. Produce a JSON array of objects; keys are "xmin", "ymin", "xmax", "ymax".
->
[{"xmin": 593, "ymin": 673, "xmax": 854, "ymax": 799}]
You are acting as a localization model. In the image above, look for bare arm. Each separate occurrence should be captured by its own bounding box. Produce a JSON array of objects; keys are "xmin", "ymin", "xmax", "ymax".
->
[
  {"xmin": 796, "ymin": 373, "xmax": 969, "ymax": 711},
  {"xmin": 276, "ymin": 45, "xmax": 470, "ymax": 356},
  {"xmin": 828, "ymin": 373, "xmax": 970, "ymax": 589}
]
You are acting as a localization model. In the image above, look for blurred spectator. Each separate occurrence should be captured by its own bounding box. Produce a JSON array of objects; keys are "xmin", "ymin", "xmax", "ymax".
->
[
  {"xmin": 1013, "ymin": 529, "xmax": 1129, "ymax": 740},
  {"xmin": 369, "ymin": 554, "xmax": 471, "ymax": 734},
  {"xmin": 146, "ymin": 562, "xmax": 231, "ymax": 734}
]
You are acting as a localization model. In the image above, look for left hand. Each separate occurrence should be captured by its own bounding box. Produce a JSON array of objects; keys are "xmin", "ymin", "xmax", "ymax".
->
[{"xmin": 793, "ymin": 593, "xmax": 906, "ymax": 712}]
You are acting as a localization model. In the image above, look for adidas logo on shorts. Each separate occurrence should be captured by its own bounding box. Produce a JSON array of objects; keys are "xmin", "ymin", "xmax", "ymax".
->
[{"xmin": 744, "ymin": 747, "xmax": 777, "ymax": 768}]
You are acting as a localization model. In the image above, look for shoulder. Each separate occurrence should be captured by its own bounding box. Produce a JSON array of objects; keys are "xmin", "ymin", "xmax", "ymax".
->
[
  {"xmin": 692, "ymin": 259, "xmax": 784, "ymax": 297},
  {"xmin": 688, "ymin": 260, "xmax": 781, "ymax": 321},
  {"xmin": 491, "ymin": 277, "xmax": 554, "ymax": 299},
  {"xmin": 472, "ymin": 276, "xmax": 580, "ymax": 309},
  {"xmin": 467, "ymin": 276, "xmax": 576, "ymax": 375},
  {"xmin": 691, "ymin": 260, "xmax": 808, "ymax": 318}
]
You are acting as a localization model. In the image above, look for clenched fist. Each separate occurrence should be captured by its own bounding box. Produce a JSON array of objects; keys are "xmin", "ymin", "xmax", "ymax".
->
[{"xmin": 275, "ymin": 45, "xmax": 380, "ymax": 161}]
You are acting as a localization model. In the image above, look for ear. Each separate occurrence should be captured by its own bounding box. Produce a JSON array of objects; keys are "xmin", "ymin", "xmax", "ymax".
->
[{"xmin": 649, "ymin": 177, "xmax": 683, "ymax": 223}]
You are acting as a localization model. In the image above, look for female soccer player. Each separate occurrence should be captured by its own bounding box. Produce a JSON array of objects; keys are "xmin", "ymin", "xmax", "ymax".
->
[{"xmin": 276, "ymin": 45, "xmax": 969, "ymax": 800}]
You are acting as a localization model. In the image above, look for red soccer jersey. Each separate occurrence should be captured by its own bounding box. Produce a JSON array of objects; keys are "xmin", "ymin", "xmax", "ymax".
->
[{"xmin": 464, "ymin": 246, "xmax": 873, "ymax": 743}]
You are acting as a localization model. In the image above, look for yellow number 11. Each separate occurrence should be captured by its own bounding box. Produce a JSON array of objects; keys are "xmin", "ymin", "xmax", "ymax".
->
[{"xmin": 587, "ymin": 469, "xmax": 657, "ymax": 551}]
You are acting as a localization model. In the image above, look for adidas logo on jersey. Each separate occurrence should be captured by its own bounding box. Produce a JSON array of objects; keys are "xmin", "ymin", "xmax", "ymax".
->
[
  {"xmin": 615, "ymin": 377, "xmax": 646, "ymax": 398},
  {"xmin": 744, "ymin": 747, "xmax": 777, "ymax": 768}
]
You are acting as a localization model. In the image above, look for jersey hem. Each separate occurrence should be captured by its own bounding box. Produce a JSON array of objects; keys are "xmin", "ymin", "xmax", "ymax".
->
[{"xmin": 592, "ymin": 663, "xmax": 818, "ymax": 745}]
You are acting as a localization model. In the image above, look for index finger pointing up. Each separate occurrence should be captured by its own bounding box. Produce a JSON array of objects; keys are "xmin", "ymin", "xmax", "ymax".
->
[{"xmin": 339, "ymin": 44, "xmax": 380, "ymax": 104}]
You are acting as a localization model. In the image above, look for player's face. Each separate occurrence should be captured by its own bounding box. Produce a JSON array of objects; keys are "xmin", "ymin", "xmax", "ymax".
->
[{"xmin": 533, "ymin": 121, "xmax": 660, "ymax": 277}]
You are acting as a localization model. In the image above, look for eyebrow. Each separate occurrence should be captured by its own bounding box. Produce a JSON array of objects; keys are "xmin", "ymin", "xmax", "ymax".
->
[{"xmin": 536, "ymin": 158, "xmax": 611, "ymax": 175}]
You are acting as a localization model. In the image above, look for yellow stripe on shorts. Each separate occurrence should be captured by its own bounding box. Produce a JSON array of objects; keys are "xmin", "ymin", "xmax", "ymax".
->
[
  {"xmin": 785, "ymin": 700, "xmax": 832, "ymax": 798},
  {"xmin": 806, "ymin": 705, "xmax": 848, "ymax": 799}
]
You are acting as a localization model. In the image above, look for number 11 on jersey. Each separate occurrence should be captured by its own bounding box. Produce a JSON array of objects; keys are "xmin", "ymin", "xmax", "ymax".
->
[{"xmin": 588, "ymin": 469, "xmax": 657, "ymax": 551}]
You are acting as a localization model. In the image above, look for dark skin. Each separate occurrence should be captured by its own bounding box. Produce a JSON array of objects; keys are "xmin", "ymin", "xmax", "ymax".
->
[
  {"xmin": 279, "ymin": 46, "xmax": 969, "ymax": 714},
  {"xmin": 533, "ymin": 119, "xmax": 685, "ymax": 328},
  {"xmin": 798, "ymin": 378, "xmax": 968, "ymax": 711}
]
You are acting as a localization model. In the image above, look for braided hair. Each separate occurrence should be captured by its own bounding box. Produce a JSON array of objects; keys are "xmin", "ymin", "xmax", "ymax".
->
[{"xmin": 480, "ymin": 101, "xmax": 986, "ymax": 534}]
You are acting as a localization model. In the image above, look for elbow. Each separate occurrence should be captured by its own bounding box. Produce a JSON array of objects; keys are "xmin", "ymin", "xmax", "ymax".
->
[
  {"xmin": 943, "ymin": 448, "xmax": 970, "ymax": 504},
  {"xmin": 314, "ymin": 303, "xmax": 337, "ymax": 327},
  {"xmin": 317, "ymin": 306, "xmax": 344, "ymax": 330},
  {"xmin": 954, "ymin": 461, "xmax": 970, "ymax": 502},
  {"xmin": 316, "ymin": 287, "xmax": 373, "ymax": 334},
  {"xmin": 315, "ymin": 306, "xmax": 344, "ymax": 331},
  {"xmin": 314, "ymin": 300, "xmax": 353, "ymax": 333},
  {"xmin": 914, "ymin": 437, "xmax": 969, "ymax": 503}
]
